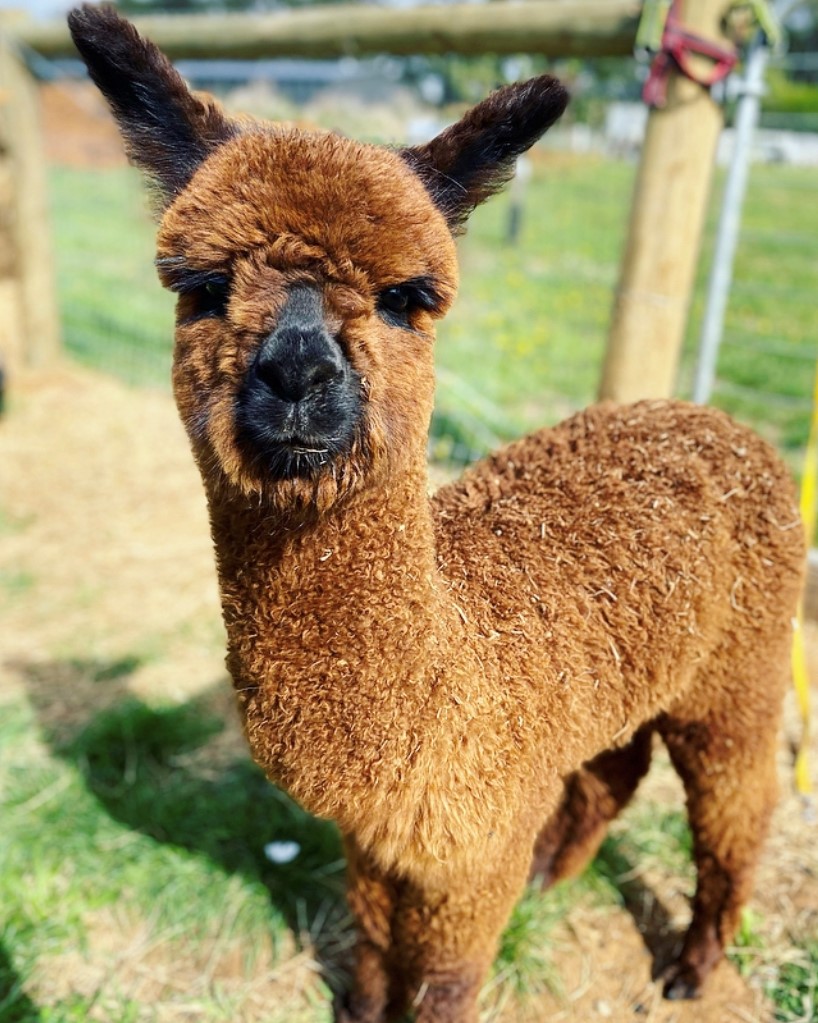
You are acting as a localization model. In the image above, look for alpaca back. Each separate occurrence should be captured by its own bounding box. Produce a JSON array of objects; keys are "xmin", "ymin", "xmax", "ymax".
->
[{"xmin": 432, "ymin": 399, "xmax": 804, "ymax": 772}]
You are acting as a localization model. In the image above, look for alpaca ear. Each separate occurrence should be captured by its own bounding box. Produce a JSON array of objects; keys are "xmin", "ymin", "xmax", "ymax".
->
[
  {"xmin": 68, "ymin": 4, "xmax": 237, "ymax": 209},
  {"xmin": 402, "ymin": 75, "xmax": 569, "ymax": 232}
]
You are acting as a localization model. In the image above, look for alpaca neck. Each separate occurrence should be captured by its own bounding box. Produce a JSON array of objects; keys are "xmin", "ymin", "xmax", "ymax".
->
[
  {"xmin": 205, "ymin": 457, "xmax": 468, "ymax": 827},
  {"xmin": 207, "ymin": 457, "xmax": 452, "ymax": 695}
]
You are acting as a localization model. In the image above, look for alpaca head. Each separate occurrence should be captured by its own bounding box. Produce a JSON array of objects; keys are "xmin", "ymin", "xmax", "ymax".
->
[{"xmin": 69, "ymin": 5, "xmax": 568, "ymax": 513}]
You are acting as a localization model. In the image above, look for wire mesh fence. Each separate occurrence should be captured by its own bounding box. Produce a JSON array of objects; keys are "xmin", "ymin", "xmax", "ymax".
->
[{"xmin": 38, "ymin": 52, "xmax": 818, "ymax": 476}]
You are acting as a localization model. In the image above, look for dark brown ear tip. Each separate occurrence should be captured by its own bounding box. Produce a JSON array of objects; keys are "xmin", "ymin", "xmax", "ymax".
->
[
  {"xmin": 539, "ymin": 74, "xmax": 570, "ymax": 105},
  {"xmin": 538, "ymin": 74, "xmax": 570, "ymax": 101},
  {"xmin": 67, "ymin": 3, "xmax": 136, "ymax": 51},
  {"xmin": 532, "ymin": 72, "xmax": 569, "ymax": 94},
  {"xmin": 68, "ymin": 3, "xmax": 117, "ymax": 34},
  {"xmin": 517, "ymin": 74, "xmax": 570, "ymax": 117}
]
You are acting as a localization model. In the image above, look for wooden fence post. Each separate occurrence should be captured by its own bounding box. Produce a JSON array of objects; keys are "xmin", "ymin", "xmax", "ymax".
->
[
  {"xmin": 599, "ymin": 0, "xmax": 732, "ymax": 403},
  {"xmin": 0, "ymin": 31, "xmax": 61, "ymax": 372}
]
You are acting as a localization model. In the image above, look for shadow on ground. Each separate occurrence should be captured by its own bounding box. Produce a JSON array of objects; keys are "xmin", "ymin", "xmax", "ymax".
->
[
  {"xmin": 14, "ymin": 656, "xmax": 350, "ymax": 992},
  {"xmin": 14, "ymin": 655, "xmax": 696, "ymax": 1005},
  {"xmin": 0, "ymin": 940, "xmax": 41, "ymax": 1023},
  {"xmin": 593, "ymin": 838, "xmax": 687, "ymax": 980}
]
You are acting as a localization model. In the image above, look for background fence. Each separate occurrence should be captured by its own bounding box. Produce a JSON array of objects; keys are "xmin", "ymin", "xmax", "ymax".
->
[{"xmin": 34, "ymin": 47, "xmax": 818, "ymax": 474}]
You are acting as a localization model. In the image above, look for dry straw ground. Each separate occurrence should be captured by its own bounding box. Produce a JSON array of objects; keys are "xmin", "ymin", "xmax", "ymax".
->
[{"xmin": 1, "ymin": 367, "xmax": 816, "ymax": 1022}]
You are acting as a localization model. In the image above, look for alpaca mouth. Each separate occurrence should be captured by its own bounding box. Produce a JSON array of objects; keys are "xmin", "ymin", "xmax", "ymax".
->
[
  {"xmin": 250, "ymin": 438, "xmax": 337, "ymax": 480},
  {"xmin": 233, "ymin": 418, "xmax": 354, "ymax": 481},
  {"xmin": 289, "ymin": 445, "xmax": 330, "ymax": 456}
]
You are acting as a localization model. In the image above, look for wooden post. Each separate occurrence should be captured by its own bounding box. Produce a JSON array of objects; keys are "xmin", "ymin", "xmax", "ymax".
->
[
  {"xmin": 599, "ymin": 0, "xmax": 731, "ymax": 403},
  {"xmin": 0, "ymin": 32, "xmax": 61, "ymax": 372}
]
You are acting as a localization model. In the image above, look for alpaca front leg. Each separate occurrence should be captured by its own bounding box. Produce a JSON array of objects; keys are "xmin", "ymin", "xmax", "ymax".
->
[
  {"xmin": 339, "ymin": 845, "xmax": 510, "ymax": 1023},
  {"xmin": 403, "ymin": 958, "xmax": 488, "ymax": 1023},
  {"xmin": 338, "ymin": 837, "xmax": 402, "ymax": 1023},
  {"xmin": 393, "ymin": 845, "xmax": 534, "ymax": 1023},
  {"xmin": 394, "ymin": 889, "xmax": 517, "ymax": 1023}
]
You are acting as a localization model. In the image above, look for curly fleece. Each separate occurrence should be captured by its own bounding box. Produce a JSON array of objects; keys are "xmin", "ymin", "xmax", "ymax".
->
[{"xmin": 67, "ymin": 8, "xmax": 806, "ymax": 1022}]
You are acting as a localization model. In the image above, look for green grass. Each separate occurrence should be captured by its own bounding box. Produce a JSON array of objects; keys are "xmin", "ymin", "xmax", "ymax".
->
[
  {"xmin": 49, "ymin": 167, "xmax": 175, "ymax": 388},
  {"xmin": 730, "ymin": 913, "xmax": 818, "ymax": 1022},
  {"xmin": 492, "ymin": 883, "xmax": 578, "ymax": 1001},
  {"xmin": 770, "ymin": 940, "xmax": 818, "ymax": 1022},
  {"xmin": 437, "ymin": 156, "xmax": 636, "ymax": 436},
  {"xmin": 684, "ymin": 163, "xmax": 818, "ymax": 454},
  {"xmin": 0, "ymin": 664, "xmax": 346, "ymax": 1022}
]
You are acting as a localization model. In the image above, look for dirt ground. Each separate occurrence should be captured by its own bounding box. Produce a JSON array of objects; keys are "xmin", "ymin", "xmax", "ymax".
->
[
  {"xmin": 1, "ymin": 366, "xmax": 816, "ymax": 1022},
  {"xmin": 40, "ymin": 81, "xmax": 129, "ymax": 169}
]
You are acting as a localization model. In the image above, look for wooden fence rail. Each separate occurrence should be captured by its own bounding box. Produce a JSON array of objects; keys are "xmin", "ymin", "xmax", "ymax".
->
[{"xmin": 19, "ymin": 1, "xmax": 641, "ymax": 60}]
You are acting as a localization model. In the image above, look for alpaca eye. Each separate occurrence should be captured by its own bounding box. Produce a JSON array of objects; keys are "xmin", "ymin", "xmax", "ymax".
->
[
  {"xmin": 177, "ymin": 274, "xmax": 231, "ymax": 324},
  {"xmin": 197, "ymin": 279, "xmax": 230, "ymax": 317},
  {"xmin": 377, "ymin": 284, "xmax": 421, "ymax": 329},
  {"xmin": 376, "ymin": 278, "xmax": 442, "ymax": 330},
  {"xmin": 380, "ymin": 286, "xmax": 411, "ymax": 315}
]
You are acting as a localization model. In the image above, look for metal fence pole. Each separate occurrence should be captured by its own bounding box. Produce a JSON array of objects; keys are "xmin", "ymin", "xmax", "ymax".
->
[{"xmin": 692, "ymin": 33, "xmax": 770, "ymax": 404}]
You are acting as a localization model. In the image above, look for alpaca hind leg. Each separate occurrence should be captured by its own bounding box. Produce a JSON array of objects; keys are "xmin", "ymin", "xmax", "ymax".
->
[
  {"xmin": 530, "ymin": 726, "xmax": 653, "ymax": 887},
  {"xmin": 658, "ymin": 713, "xmax": 780, "ymax": 999}
]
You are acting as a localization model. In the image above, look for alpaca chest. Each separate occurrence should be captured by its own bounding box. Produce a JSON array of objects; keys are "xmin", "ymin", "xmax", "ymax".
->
[
  {"xmin": 228, "ymin": 629, "xmax": 549, "ymax": 877},
  {"xmin": 228, "ymin": 627, "xmax": 438, "ymax": 804}
]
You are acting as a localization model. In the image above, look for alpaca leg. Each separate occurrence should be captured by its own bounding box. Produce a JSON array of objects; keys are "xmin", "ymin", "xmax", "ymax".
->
[
  {"xmin": 530, "ymin": 726, "xmax": 653, "ymax": 887},
  {"xmin": 658, "ymin": 714, "xmax": 780, "ymax": 999},
  {"xmin": 393, "ymin": 841, "xmax": 535, "ymax": 1023},
  {"xmin": 338, "ymin": 838, "xmax": 401, "ymax": 1023}
]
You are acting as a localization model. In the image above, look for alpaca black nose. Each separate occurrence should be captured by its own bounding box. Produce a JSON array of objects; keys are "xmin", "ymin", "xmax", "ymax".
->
[
  {"xmin": 251, "ymin": 284, "xmax": 347, "ymax": 404},
  {"xmin": 237, "ymin": 284, "xmax": 363, "ymax": 478},
  {"xmin": 254, "ymin": 342, "xmax": 344, "ymax": 403}
]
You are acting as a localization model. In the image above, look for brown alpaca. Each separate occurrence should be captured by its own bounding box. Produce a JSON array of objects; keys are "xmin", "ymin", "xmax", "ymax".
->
[{"xmin": 69, "ymin": 8, "xmax": 805, "ymax": 1021}]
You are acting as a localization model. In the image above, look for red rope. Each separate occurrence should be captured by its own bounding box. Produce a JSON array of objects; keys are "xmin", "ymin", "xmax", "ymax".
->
[{"xmin": 643, "ymin": 0, "xmax": 738, "ymax": 108}]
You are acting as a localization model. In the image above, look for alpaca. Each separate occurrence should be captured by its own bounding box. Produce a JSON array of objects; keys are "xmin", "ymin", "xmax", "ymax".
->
[{"xmin": 69, "ymin": 8, "xmax": 805, "ymax": 1022}]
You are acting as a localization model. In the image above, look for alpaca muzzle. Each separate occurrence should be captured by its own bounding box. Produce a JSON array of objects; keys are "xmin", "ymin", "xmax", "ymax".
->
[{"xmin": 235, "ymin": 285, "xmax": 363, "ymax": 480}]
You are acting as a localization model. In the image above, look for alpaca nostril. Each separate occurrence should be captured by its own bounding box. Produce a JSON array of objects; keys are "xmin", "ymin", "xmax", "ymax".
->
[
  {"xmin": 255, "ymin": 351, "xmax": 343, "ymax": 404},
  {"xmin": 305, "ymin": 358, "xmax": 343, "ymax": 391}
]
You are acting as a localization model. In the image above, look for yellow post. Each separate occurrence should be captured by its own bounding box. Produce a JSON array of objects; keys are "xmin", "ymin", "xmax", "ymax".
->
[{"xmin": 792, "ymin": 361, "xmax": 817, "ymax": 806}]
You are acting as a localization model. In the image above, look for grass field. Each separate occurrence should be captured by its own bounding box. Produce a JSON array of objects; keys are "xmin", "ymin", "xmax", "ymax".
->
[
  {"xmin": 49, "ymin": 168, "xmax": 176, "ymax": 387},
  {"xmin": 0, "ymin": 690, "xmax": 343, "ymax": 1023},
  {"xmin": 48, "ymin": 154, "xmax": 818, "ymax": 467}
]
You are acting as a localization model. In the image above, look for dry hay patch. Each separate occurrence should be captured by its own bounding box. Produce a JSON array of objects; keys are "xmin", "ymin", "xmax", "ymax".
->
[
  {"xmin": 0, "ymin": 366, "xmax": 224, "ymax": 699},
  {"xmin": 28, "ymin": 904, "xmax": 331, "ymax": 1023}
]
